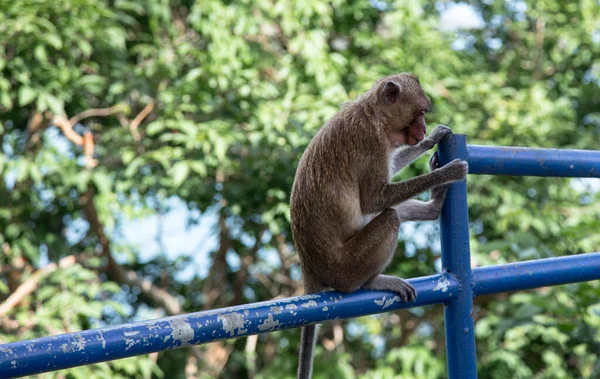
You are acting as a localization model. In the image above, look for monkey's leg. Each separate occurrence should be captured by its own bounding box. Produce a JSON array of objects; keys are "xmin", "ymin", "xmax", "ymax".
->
[
  {"xmin": 365, "ymin": 158, "xmax": 467, "ymax": 213},
  {"xmin": 331, "ymin": 209, "xmax": 415, "ymax": 302},
  {"xmin": 393, "ymin": 185, "xmax": 449, "ymax": 221}
]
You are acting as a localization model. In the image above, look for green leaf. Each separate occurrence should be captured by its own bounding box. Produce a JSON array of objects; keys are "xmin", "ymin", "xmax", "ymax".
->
[
  {"xmin": 172, "ymin": 161, "xmax": 190, "ymax": 187},
  {"xmin": 44, "ymin": 34, "xmax": 63, "ymax": 49},
  {"xmin": 18, "ymin": 87, "xmax": 36, "ymax": 106},
  {"xmin": 93, "ymin": 171, "xmax": 112, "ymax": 194},
  {"xmin": 146, "ymin": 121, "xmax": 165, "ymax": 136},
  {"xmin": 125, "ymin": 157, "xmax": 144, "ymax": 177},
  {"xmin": 33, "ymin": 45, "xmax": 48, "ymax": 62}
]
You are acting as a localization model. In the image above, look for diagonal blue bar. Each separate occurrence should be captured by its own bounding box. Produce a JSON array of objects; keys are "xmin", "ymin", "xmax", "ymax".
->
[
  {"xmin": 438, "ymin": 134, "xmax": 478, "ymax": 379},
  {"xmin": 472, "ymin": 252, "xmax": 600, "ymax": 296},
  {"xmin": 0, "ymin": 274, "xmax": 458, "ymax": 378},
  {"xmin": 467, "ymin": 145, "xmax": 600, "ymax": 177}
]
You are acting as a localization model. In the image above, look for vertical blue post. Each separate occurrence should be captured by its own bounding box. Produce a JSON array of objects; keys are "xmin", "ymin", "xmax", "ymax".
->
[{"xmin": 438, "ymin": 134, "xmax": 477, "ymax": 379}]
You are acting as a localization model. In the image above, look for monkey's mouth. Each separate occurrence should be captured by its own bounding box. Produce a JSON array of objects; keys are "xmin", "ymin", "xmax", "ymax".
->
[{"xmin": 404, "ymin": 116, "xmax": 426, "ymax": 146}]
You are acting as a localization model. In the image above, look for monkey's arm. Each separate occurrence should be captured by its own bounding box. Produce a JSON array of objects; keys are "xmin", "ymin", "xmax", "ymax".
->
[
  {"xmin": 364, "ymin": 158, "xmax": 466, "ymax": 213},
  {"xmin": 392, "ymin": 125, "xmax": 452, "ymax": 173},
  {"xmin": 393, "ymin": 151, "xmax": 450, "ymax": 221}
]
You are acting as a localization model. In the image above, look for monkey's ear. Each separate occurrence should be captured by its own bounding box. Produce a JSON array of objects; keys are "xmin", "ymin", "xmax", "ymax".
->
[{"xmin": 381, "ymin": 81, "xmax": 400, "ymax": 104}]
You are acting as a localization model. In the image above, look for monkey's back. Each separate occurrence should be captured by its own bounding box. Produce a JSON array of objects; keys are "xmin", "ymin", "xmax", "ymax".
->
[{"xmin": 290, "ymin": 110, "xmax": 387, "ymax": 287}]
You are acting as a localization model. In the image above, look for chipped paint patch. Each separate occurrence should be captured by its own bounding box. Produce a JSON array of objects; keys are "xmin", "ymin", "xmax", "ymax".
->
[
  {"xmin": 97, "ymin": 331, "xmax": 106, "ymax": 349},
  {"xmin": 270, "ymin": 306, "xmax": 283, "ymax": 314},
  {"xmin": 73, "ymin": 335, "xmax": 86, "ymax": 351},
  {"xmin": 168, "ymin": 318, "xmax": 195, "ymax": 346},
  {"xmin": 124, "ymin": 338, "xmax": 137, "ymax": 351},
  {"xmin": 433, "ymin": 276, "xmax": 450, "ymax": 293},
  {"xmin": 285, "ymin": 304, "xmax": 297, "ymax": 310},
  {"xmin": 147, "ymin": 323, "xmax": 161, "ymax": 331},
  {"xmin": 301, "ymin": 300, "xmax": 317, "ymax": 308},
  {"xmin": 124, "ymin": 331, "xmax": 140, "ymax": 337},
  {"xmin": 374, "ymin": 295, "xmax": 401, "ymax": 309},
  {"xmin": 218, "ymin": 312, "xmax": 247, "ymax": 336},
  {"xmin": 0, "ymin": 347, "xmax": 14, "ymax": 355},
  {"xmin": 322, "ymin": 306, "xmax": 329, "ymax": 311},
  {"xmin": 258, "ymin": 314, "xmax": 280, "ymax": 331}
]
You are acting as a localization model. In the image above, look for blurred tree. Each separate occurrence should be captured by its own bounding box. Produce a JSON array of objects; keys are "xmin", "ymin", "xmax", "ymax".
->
[{"xmin": 0, "ymin": 0, "xmax": 598, "ymax": 378}]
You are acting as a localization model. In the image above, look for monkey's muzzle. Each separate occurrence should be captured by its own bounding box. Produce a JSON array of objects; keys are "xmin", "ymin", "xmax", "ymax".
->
[{"xmin": 405, "ymin": 115, "xmax": 426, "ymax": 146}]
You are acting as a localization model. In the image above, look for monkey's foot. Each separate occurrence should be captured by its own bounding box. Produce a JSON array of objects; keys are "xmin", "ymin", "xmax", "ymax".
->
[{"xmin": 362, "ymin": 274, "xmax": 417, "ymax": 302}]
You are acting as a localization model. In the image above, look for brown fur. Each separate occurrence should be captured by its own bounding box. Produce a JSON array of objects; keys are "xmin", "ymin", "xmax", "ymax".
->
[{"xmin": 290, "ymin": 73, "xmax": 468, "ymax": 379}]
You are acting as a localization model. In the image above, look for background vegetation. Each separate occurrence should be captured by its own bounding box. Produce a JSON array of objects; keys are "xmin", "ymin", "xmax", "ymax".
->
[{"xmin": 1, "ymin": 0, "xmax": 599, "ymax": 378}]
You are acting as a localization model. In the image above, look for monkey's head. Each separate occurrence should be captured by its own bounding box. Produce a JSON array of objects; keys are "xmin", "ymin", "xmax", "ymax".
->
[{"xmin": 376, "ymin": 73, "xmax": 432, "ymax": 147}]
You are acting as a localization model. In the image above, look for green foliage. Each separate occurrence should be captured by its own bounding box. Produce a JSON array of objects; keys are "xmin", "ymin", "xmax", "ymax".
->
[{"xmin": 1, "ymin": 0, "xmax": 599, "ymax": 378}]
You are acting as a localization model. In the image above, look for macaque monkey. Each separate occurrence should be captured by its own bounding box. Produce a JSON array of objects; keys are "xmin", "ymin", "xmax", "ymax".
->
[{"xmin": 289, "ymin": 73, "xmax": 468, "ymax": 379}]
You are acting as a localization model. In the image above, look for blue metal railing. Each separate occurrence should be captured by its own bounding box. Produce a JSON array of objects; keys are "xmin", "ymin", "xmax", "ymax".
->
[{"xmin": 1, "ymin": 134, "xmax": 600, "ymax": 378}]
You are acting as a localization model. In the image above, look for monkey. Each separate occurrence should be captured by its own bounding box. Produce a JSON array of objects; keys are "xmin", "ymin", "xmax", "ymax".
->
[{"xmin": 289, "ymin": 73, "xmax": 468, "ymax": 379}]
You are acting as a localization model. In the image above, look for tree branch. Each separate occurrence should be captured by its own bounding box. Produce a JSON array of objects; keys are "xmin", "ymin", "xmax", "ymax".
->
[
  {"xmin": 232, "ymin": 228, "xmax": 266, "ymax": 305},
  {"xmin": 69, "ymin": 104, "xmax": 126, "ymax": 126},
  {"xmin": 52, "ymin": 115, "xmax": 84, "ymax": 145},
  {"xmin": 79, "ymin": 185, "xmax": 182, "ymax": 315},
  {"xmin": 129, "ymin": 100, "xmax": 155, "ymax": 142},
  {"xmin": 0, "ymin": 255, "xmax": 77, "ymax": 317},
  {"xmin": 203, "ymin": 214, "xmax": 231, "ymax": 309}
]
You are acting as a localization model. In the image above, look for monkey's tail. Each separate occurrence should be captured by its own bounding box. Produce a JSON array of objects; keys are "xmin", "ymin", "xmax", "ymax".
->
[{"xmin": 298, "ymin": 324, "xmax": 317, "ymax": 379}]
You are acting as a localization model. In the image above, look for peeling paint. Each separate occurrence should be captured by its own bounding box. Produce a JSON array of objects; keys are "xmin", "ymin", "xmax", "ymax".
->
[
  {"xmin": 258, "ymin": 314, "xmax": 280, "ymax": 331},
  {"xmin": 218, "ymin": 312, "xmax": 247, "ymax": 336},
  {"xmin": 73, "ymin": 335, "xmax": 86, "ymax": 351},
  {"xmin": 322, "ymin": 306, "xmax": 329, "ymax": 311},
  {"xmin": 124, "ymin": 339, "xmax": 137, "ymax": 351},
  {"xmin": 97, "ymin": 331, "xmax": 106, "ymax": 349},
  {"xmin": 270, "ymin": 306, "xmax": 283, "ymax": 314},
  {"xmin": 168, "ymin": 318, "xmax": 195, "ymax": 346},
  {"xmin": 374, "ymin": 295, "xmax": 401, "ymax": 309},
  {"xmin": 433, "ymin": 276, "xmax": 450, "ymax": 292},
  {"xmin": 124, "ymin": 331, "xmax": 140, "ymax": 337},
  {"xmin": 285, "ymin": 304, "xmax": 297, "ymax": 310},
  {"xmin": 301, "ymin": 300, "xmax": 317, "ymax": 308},
  {"xmin": 0, "ymin": 347, "xmax": 14, "ymax": 355},
  {"xmin": 147, "ymin": 323, "xmax": 161, "ymax": 331}
]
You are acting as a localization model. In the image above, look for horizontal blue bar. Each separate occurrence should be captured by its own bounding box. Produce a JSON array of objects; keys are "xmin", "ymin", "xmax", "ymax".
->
[
  {"xmin": 467, "ymin": 145, "xmax": 600, "ymax": 177},
  {"xmin": 3, "ymin": 253, "xmax": 599, "ymax": 378},
  {"xmin": 472, "ymin": 252, "xmax": 600, "ymax": 296},
  {"xmin": 0, "ymin": 274, "xmax": 458, "ymax": 378}
]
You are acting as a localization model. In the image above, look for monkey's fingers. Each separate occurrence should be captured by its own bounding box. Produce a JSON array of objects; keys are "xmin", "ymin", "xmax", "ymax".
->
[{"xmin": 429, "ymin": 152, "xmax": 440, "ymax": 171}]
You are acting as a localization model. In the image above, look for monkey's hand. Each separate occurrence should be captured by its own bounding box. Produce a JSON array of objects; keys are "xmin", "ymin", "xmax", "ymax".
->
[
  {"xmin": 428, "ymin": 153, "xmax": 450, "ymax": 200},
  {"xmin": 439, "ymin": 158, "xmax": 469, "ymax": 182},
  {"xmin": 420, "ymin": 124, "xmax": 452, "ymax": 150},
  {"xmin": 429, "ymin": 151, "xmax": 441, "ymax": 171}
]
